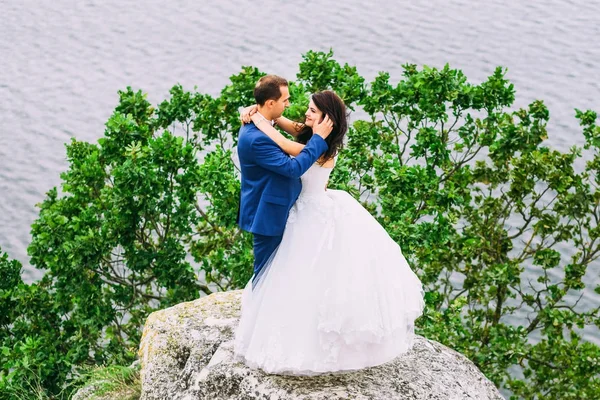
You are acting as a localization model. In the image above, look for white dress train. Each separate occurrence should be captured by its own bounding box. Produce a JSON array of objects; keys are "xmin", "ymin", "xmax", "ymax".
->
[{"xmin": 234, "ymin": 162, "xmax": 425, "ymax": 375}]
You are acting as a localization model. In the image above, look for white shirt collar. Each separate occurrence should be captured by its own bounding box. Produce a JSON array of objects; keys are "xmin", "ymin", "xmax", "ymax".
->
[{"xmin": 256, "ymin": 111, "xmax": 275, "ymax": 126}]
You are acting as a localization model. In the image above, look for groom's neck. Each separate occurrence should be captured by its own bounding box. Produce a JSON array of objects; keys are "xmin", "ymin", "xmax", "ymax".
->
[{"xmin": 256, "ymin": 106, "xmax": 274, "ymax": 121}]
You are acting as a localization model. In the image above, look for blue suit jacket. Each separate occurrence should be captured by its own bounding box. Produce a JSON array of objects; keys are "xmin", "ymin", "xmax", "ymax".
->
[{"xmin": 237, "ymin": 122, "xmax": 328, "ymax": 236}]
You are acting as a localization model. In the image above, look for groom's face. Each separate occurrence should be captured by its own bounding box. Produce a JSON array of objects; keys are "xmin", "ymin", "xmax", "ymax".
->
[{"xmin": 271, "ymin": 85, "xmax": 290, "ymax": 119}]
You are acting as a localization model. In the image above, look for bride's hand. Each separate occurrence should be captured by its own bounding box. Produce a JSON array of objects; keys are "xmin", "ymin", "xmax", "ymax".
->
[
  {"xmin": 313, "ymin": 115, "xmax": 333, "ymax": 139},
  {"xmin": 240, "ymin": 105, "xmax": 258, "ymax": 124}
]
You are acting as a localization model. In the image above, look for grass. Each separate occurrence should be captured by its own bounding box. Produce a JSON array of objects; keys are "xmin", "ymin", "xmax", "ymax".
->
[
  {"xmin": 0, "ymin": 362, "xmax": 141, "ymax": 400},
  {"xmin": 71, "ymin": 363, "xmax": 141, "ymax": 400}
]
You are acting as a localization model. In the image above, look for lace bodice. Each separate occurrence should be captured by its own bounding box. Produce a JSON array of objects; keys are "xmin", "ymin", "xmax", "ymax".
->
[{"xmin": 300, "ymin": 163, "xmax": 334, "ymax": 196}]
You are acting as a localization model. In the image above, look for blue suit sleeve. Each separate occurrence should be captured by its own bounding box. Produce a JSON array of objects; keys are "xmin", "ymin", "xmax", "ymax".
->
[{"xmin": 251, "ymin": 134, "xmax": 328, "ymax": 179}]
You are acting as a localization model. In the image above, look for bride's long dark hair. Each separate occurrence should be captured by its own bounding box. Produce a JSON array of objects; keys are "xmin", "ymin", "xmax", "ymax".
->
[{"xmin": 295, "ymin": 90, "xmax": 348, "ymax": 163}]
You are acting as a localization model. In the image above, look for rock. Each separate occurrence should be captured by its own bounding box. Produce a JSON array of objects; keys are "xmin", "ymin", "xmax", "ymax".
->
[{"xmin": 138, "ymin": 290, "xmax": 504, "ymax": 400}]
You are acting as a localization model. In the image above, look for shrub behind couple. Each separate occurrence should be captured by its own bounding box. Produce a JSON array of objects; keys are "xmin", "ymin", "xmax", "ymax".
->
[{"xmin": 234, "ymin": 75, "xmax": 424, "ymax": 376}]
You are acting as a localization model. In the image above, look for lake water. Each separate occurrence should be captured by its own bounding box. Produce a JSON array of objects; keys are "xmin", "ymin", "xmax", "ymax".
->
[{"xmin": 1, "ymin": 0, "xmax": 599, "ymax": 339}]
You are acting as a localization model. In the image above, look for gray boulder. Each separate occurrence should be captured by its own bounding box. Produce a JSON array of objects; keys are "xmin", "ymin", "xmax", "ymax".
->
[{"xmin": 138, "ymin": 290, "xmax": 504, "ymax": 400}]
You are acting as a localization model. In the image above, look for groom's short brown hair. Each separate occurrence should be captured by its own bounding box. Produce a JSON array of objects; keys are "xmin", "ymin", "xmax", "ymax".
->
[{"xmin": 254, "ymin": 75, "xmax": 288, "ymax": 106}]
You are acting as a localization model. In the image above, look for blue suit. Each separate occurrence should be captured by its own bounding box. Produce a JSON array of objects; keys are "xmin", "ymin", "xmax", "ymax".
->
[{"xmin": 237, "ymin": 122, "xmax": 328, "ymax": 283}]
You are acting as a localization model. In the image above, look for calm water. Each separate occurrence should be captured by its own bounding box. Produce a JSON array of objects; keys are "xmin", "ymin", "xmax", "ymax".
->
[{"xmin": 1, "ymin": 0, "xmax": 599, "ymax": 335}]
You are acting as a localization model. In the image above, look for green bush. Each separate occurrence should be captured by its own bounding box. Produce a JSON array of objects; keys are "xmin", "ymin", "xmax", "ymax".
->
[{"xmin": 1, "ymin": 49, "xmax": 599, "ymax": 399}]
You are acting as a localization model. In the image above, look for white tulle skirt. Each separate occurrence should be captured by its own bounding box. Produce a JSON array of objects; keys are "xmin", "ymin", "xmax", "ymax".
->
[{"xmin": 233, "ymin": 189, "xmax": 425, "ymax": 375}]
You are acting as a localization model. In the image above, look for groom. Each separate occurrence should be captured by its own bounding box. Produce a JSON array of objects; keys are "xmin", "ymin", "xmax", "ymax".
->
[{"xmin": 237, "ymin": 75, "xmax": 331, "ymax": 286}]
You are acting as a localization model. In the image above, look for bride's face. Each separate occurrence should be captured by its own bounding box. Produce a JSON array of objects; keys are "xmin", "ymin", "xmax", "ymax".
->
[{"xmin": 304, "ymin": 100, "xmax": 323, "ymax": 128}]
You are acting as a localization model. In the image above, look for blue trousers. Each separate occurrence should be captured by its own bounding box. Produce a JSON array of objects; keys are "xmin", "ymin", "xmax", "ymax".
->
[{"xmin": 252, "ymin": 233, "xmax": 283, "ymax": 287}]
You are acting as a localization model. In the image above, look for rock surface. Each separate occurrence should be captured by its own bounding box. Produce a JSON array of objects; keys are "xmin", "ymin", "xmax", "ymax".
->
[{"xmin": 137, "ymin": 290, "xmax": 504, "ymax": 400}]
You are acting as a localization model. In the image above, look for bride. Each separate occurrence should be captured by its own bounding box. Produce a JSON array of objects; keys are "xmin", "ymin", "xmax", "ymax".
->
[{"xmin": 234, "ymin": 90, "xmax": 425, "ymax": 375}]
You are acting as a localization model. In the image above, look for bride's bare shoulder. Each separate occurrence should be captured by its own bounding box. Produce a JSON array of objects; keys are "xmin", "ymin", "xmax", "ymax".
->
[{"xmin": 319, "ymin": 157, "xmax": 335, "ymax": 168}]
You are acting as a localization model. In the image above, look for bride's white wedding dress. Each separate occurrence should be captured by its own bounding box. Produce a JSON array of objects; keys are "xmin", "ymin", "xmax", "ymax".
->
[{"xmin": 234, "ymin": 162, "xmax": 425, "ymax": 375}]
